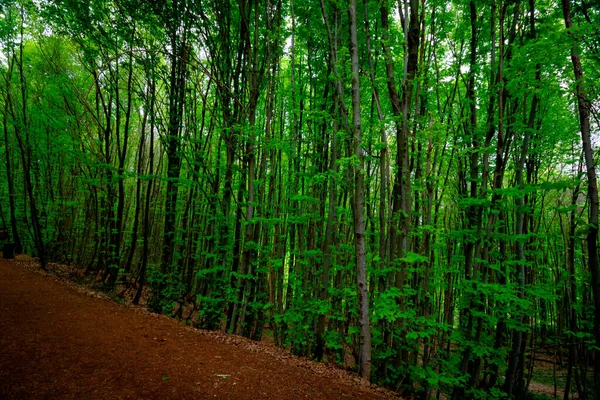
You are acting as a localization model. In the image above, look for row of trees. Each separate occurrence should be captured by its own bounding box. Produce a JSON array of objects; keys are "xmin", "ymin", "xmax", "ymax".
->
[{"xmin": 1, "ymin": 0, "xmax": 599, "ymax": 398}]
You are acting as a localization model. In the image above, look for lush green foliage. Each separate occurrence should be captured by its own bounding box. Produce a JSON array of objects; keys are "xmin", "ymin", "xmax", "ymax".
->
[{"xmin": 1, "ymin": 0, "xmax": 599, "ymax": 398}]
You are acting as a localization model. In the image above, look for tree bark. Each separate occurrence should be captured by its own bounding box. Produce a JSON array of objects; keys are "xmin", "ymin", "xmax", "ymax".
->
[
  {"xmin": 561, "ymin": 0, "xmax": 600, "ymax": 392},
  {"xmin": 2, "ymin": 54, "xmax": 22, "ymax": 255},
  {"xmin": 349, "ymin": 0, "xmax": 371, "ymax": 380}
]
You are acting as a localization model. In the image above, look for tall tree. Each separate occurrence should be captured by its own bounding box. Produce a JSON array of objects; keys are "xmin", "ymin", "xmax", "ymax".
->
[
  {"xmin": 349, "ymin": 0, "xmax": 371, "ymax": 380},
  {"xmin": 561, "ymin": 0, "xmax": 600, "ymax": 391}
]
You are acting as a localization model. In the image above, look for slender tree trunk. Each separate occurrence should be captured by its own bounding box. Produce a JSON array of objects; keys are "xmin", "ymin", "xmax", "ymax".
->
[
  {"xmin": 349, "ymin": 0, "xmax": 371, "ymax": 380},
  {"xmin": 124, "ymin": 99, "xmax": 147, "ymax": 276},
  {"xmin": 381, "ymin": 0, "xmax": 419, "ymax": 374},
  {"xmin": 564, "ymin": 177, "xmax": 584, "ymax": 400},
  {"xmin": 110, "ymin": 37, "xmax": 135, "ymax": 283},
  {"xmin": 157, "ymin": 18, "xmax": 190, "ymax": 310},
  {"xmin": 561, "ymin": 0, "xmax": 600, "ymax": 392},
  {"xmin": 2, "ymin": 56, "xmax": 22, "ymax": 255},
  {"xmin": 11, "ymin": 13, "xmax": 46, "ymax": 270},
  {"xmin": 452, "ymin": 2, "xmax": 480, "ymax": 397},
  {"xmin": 134, "ymin": 67, "xmax": 157, "ymax": 306}
]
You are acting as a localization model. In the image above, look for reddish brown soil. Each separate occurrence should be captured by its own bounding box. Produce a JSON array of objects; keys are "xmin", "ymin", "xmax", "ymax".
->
[{"xmin": 0, "ymin": 259, "xmax": 398, "ymax": 399}]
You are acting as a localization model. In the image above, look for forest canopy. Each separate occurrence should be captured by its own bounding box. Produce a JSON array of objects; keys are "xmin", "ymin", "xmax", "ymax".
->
[{"xmin": 1, "ymin": 0, "xmax": 600, "ymax": 398}]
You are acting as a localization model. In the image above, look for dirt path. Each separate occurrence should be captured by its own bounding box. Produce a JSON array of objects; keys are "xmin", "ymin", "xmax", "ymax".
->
[{"xmin": 0, "ymin": 260, "xmax": 396, "ymax": 400}]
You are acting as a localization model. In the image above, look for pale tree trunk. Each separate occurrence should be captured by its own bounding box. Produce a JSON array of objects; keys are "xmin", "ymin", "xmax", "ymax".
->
[{"xmin": 349, "ymin": 0, "xmax": 371, "ymax": 380}]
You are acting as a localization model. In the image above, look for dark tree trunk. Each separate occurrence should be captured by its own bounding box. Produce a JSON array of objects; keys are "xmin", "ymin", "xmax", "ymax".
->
[
  {"xmin": 2, "ymin": 56, "xmax": 22, "ymax": 255},
  {"xmin": 561, "ymin": 0, "xmax": 600, "ymax": 392}
]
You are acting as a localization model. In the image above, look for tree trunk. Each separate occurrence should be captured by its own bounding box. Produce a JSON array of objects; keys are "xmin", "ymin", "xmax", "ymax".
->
[
  {"xmin": 349, "ymin": 0, "xmax": 371, "ymax": 380},
  {"xmin": 2, "ymin": 55, "xmax": 22, "ymax": 255},
  {"xmin": 134, "ymin": 66, "xmax": 157, "ymax": 306},
  {"xmin": 561, "ymin": 0, "xmax": 600, "ymax": 392}
]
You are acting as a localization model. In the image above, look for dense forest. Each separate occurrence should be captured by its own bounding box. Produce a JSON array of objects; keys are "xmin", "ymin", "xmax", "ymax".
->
[{"xmin": 1, "ymin": 0, "xmax": 599, "ymax": 398}]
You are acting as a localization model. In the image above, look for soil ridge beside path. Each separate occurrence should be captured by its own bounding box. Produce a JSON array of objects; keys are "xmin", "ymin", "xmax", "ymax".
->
[{"xmin": 0, "ymin": 259, "xmax": 398, "ymax": 399}]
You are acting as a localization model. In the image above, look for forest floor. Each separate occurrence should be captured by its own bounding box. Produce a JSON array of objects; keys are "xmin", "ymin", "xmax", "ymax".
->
[
  {"xmin": 0, "ymin": 257, "xmax": 571, "ymax": 399},
  {"xmin": 0, "ymin": 258, "xmax": 398, "ymax": 400}
]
